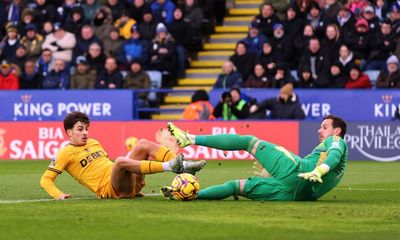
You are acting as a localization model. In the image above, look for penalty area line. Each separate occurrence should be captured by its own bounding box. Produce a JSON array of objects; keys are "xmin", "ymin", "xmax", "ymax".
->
[
  {"xmin": 336, "ymin": 187, "xmax": 400, "ymax": 191},
  {"xmin": 0, "ymin": 193, "xmax": 161, "ymax": 204}
]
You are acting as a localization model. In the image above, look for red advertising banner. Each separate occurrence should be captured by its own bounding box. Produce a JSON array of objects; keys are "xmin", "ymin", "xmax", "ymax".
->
[{"xmin": 0, "ymin": 121, "xmax": 299, "ymax": 160}]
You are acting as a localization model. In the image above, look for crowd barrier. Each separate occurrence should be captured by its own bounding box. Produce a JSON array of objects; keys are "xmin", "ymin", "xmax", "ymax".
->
[
  {"xmin": 0, "ymin": 121, "xmax": 398, "ymax": 162},
  {"xmin": 0, "ymin": 89, "xmax": 399, "ymax": 121}
]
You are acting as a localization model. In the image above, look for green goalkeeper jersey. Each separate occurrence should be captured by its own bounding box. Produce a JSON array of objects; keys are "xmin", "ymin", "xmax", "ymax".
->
[{"xmin": 295, "ymin": 136, "xmax": 348, "ymax": 200}]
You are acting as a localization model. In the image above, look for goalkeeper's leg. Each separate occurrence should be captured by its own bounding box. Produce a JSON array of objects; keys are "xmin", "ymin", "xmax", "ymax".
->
[{"xmin": 197, "ymin": 180, "xmax": 244, "ymax": 200}]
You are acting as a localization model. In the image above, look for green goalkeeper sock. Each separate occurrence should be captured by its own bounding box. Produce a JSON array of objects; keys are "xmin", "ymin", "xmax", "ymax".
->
[
  {"xmin": 197, "ymin": 180, "xmax": 240, "ymax": 200},
  {"xmin": 195, "ymin": 134, "xmax": 254, "ymax": 152}
]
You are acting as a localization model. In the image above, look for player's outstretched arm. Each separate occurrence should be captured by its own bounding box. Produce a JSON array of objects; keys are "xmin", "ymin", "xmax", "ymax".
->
[
  {"xmin": 298, "ymin": 164, "xmax": 330, "ymax": 183},
  {"xmin": 40, "ymin": 170, "xmax": 70, "ymax": 200}
]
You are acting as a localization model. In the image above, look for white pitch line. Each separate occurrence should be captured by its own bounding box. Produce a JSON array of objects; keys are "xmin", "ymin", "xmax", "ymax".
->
[
  {"xmin": 0, "ymin": 193, "xmax": 161, "ymax": 204},
  {"xmin": 336, "ymin": 187, "xmax": 400, "ymax": 192}
]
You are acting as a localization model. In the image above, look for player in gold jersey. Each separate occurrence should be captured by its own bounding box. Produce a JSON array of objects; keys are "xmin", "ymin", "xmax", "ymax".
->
[{"xmin": 40, "ymin": 111, "xmax": 206, "ymax": 200}]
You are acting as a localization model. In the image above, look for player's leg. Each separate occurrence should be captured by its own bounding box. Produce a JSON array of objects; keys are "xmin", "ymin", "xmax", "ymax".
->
[
  {"xmin": 197, "ymin": 179, "xmax": 246, "ymax": 200},
  {"xmin": 168, "ymin": 122, "xmax": 255, "ymax": 151},
  {"xmin": 128, "ymin": 139, "xmax": 176, "ymax": 162},
  {"xmin": 111, "ymin": 154, "xmax": 185, "ymax": 196},
  {"xmin": 168, "ymin": 122, "xmax": 299, "ymax": 179}
]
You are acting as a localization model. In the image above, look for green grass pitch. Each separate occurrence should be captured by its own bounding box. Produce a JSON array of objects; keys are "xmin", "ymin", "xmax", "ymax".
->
[{"xmin": 0, "ymin": 160, "xmax": 399, "ymax": 240}]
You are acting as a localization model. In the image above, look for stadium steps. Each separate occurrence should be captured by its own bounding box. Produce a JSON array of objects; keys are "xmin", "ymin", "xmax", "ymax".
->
[{"xmin": 151, "ymin": 0, "xmax": 260, "ymax": 120}]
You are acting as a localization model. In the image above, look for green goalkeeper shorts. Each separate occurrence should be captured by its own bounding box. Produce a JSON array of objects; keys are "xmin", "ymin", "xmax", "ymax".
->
[{"xmin": 242, "ymin": 174, "xmax": 300, "ymax": 201}]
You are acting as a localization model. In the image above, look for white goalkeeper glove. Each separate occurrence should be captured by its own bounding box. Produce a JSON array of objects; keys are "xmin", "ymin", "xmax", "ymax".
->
[
  {"xmin": 252, "ymin": 161, "xmax": 271, "ymax": 178},
  {"xmin": 298, "ymin": 164, "xmax": 330, "ymax": 183}
]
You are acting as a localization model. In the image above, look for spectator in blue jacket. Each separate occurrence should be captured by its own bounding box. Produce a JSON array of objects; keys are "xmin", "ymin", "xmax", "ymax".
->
[
  {"xmin": 117, "ymin": 24, "xmax": 149, "ymax": 69},
  {"xmin": 213, "ymin": 61, "xmax": 243, "ymax": 89},
  {"xmin": 151, "ymin": 0, "xmax": 176, "ymax": 24},
  {"xmin": 42, "ymin": 59, "xmax": 70, "ymax": 89},
  {"xmin": 240, "ymin": 21, "xmax": 266, "ymax": 54}
]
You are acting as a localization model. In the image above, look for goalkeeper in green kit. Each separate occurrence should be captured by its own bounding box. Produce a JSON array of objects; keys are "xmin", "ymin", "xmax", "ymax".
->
[{"xmin": 162, "ymin": 115, "xmax": 348, "ymax": 201}]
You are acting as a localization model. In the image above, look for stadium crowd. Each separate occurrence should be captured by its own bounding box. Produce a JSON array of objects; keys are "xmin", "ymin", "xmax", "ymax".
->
[
  {"xmin": 0, "ymin": 0, "xmax": 399, "ymax": 94},
  {"xmin": 0, "ymin": 0, "xmax": 227, "ymax": 90},
  {"xmin": 215, "ymin": 0, "xmax": 400, "ymax": 90}
]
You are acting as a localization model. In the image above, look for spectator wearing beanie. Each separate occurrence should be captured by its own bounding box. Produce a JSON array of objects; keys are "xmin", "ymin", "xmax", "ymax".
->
[
  {"xmin": 345, "ymin": 63, "xmax": 372, "ymax": 88},
  {"xmin": 362, "ymin": 5, "xmax": 381, "ymax": 33},
  {"xmin": 257, "ymin": 39, "xmax": 278, "ymax": 77},
  {"xmin": 18, "ymin": 8, "xmax": 35, "ymax": 36},
  {"xmin": 283, "ymin": 3, "xmax": 305, "ymax": 40},
  {"xmin": 271, "ymin": 22, "xmax": 295, "ymax": 69},
  {"xmin": 138, "ymin": 8, "xmax": 157, "ymax": 42},
  {"xmin": 297, "ymin": 64, "xmax": 315, "ymax": 88},
  {"xmin": 240, "ymin": 21, "xmax": 267, "ymax": 55},
  {"xmin": 334, "ymin": 6, "xmax": 356, "ymax": 37},
  {"xmin": 70, "ymin": 56, "xmax": 96, "ymax": 89},
  {"xmin": 20, "ymin": 24, "xmax": 44, "ymax": 60},
  {"xmin": 148, "ymin": 23, "xmax": 176, "ymax": 84},
  {"xmin": 117, "ymin": 24, "xmax": 149, "ymax": 69},
  {"xmin": 318, "ymin": 61, "xmax": 347, "ymax": 88},
  {"xmin": 249, "ymin": 83, "xmax": 305, "ymax": 119},
  {"xmin": 0, "ymin": 60, "xmax": 19, "ymax": 90},
  {"xmin": 376, "ymin": 55, "xmax": 400, "ymax": 88},
  {"xmin": 63, "ymin": 6, "xmax": 86, "ymax": 36},
  {"xmin": 344, "ymin": 18, "xmax": 371, "ymax": 68},
  {"xmin": 306, "ymin": 1, "xmax": 326, "ymax": 38},
  {"xmin": 0, "ymin": 25, "xmax": 20, "ymax": 62}
]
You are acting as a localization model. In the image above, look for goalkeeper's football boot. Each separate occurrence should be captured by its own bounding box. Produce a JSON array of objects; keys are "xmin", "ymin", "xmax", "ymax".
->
[
  {"xmin": 167, "ymin": 122, "xmax": 192, "ymax": 147},
  {"xmin": 182, "ymin": 160, "xmax": 206, "ymax": 175},
  {"xmin": 169, "ymin": 153, "xmax": 184, "ymax": 174},
  {"xmin": 160, "ymin": 186, "xmax": 175, "ymax": 200}
]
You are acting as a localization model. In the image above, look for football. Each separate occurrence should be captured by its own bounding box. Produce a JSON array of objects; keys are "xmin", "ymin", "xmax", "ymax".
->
[{"xmin": 171, "ymin": 173, "xmax": 200, "ymax": 200}]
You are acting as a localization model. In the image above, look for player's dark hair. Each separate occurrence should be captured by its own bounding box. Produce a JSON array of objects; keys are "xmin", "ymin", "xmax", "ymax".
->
[
  {"xmin": 63, "ymin": 111, "xmax": 90, "ymax": 131},
  {"xmin": 323, "ymin": 115, "xmax": 347, "ymax": 138}
]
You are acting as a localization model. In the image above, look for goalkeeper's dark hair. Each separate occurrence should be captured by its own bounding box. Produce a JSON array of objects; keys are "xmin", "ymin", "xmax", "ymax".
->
[
  {"xmin": 323, "ymin": 115, "xmax": 346, "ymax": 138},
  {"xmin": 63, "ymin": 111, "xmax": 90, "ymax": 131}
]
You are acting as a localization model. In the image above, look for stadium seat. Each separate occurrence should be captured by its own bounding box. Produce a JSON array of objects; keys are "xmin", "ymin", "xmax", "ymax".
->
[
  {"xmin": 146, "ymin": 70, "xmax": 162, "ymax": 102},
  {"xmin": 364, "ymin": 70, "xmax": 380, "ymax": 87}
]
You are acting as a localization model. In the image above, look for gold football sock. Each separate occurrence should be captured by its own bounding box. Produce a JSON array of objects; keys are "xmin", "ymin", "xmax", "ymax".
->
[
  {"xmin": 139, "ymin": 161, "xmax": 164, "ymax": 174},
  {"xmin": 154, "ymin": 146, "xmax": 176, "ymax": 162}
]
